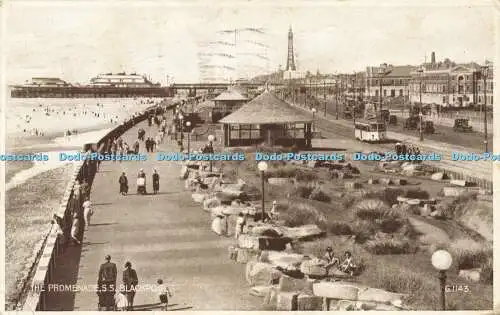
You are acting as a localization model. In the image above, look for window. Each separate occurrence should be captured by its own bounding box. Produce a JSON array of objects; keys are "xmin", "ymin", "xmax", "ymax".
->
[
  {"xmin": 375, "ymin": 90, "xmax": 379, "ymax": 97},
  {"xmin": 479, "ymin": 96, "xmax": 482, "ymax": 103},
  {"xmin": 443, "ymin": 96, "xmax": 446, "ymax": 103},
  {"xmin": 399, "ymin": 89, "xmax": 404, "ymax": 96},
  {"xmin": 384, "ymin": 90, "xmax": 387, "ymax": 97},
  {"xmin": 391, "ymin": 89, "xmax": 395, "ymax": 97},
  {"xmin": 240, "ymin": 124, "xmax": 251, "ymax": 139},
  {"xmin": 230, "ymin": 125, "xmax": 240, "ymax": 139}
]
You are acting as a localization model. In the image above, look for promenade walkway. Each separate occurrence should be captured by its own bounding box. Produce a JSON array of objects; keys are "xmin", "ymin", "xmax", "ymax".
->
[{"xmin": 45, "ymin": 122, "xmax": 261, "ymax": 311}]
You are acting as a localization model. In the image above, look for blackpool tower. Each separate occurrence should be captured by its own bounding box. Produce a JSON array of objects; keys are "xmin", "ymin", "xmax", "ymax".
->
[{"xmin": 285, "ymin": 26, "xmax": 296, "ymax": 71}]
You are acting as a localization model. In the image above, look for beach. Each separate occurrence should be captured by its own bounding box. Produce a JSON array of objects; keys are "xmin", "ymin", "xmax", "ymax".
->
[{"xmin": 4, "ymin": 96, "xmax": 167, "ymax": 310}]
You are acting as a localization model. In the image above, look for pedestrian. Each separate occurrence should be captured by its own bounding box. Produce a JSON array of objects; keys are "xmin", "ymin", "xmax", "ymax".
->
[
  {"xmin": 119, "ymin": 172, "xmax": 128, "ymax": 195},
  {"xmin": 80, "ymin": 179, "xmax": 90, "ymax": 200},
  {"xmin": 145, "ymin": 138, "xmax": 150, "ymax": 152},
  {"xmin": 150, "ymin": 137, "xmax": 156, "ymax": 152},
  {"xmin": 152, "ymin": 169, "xmax": 160, "ymax": 194},
  {"xmin": 269, "ymin": 200, "xmax": 279, "ymax": 221},
  {"xmin": 83, "ymin": 196, "xmax": 93, "ymax": 230},
  {"xmin": 156, "ymin": 279, "xmax": 173, "ymax": 311},
  {"xmin": 98, "ymin": 255, "xmax": 118, "ymax": 311},
  {"xmin": 123, "ymin": 261, "xmax": 139, "ymax": 311},
  {"xmin": 234, "ymin": 213, "xmax": 246, "ymax": 239},
  {"xmin": 134, "ymin": 140, "xmax": 140, "ymax": 154},
  {"xmin": 70, "ymin": 213, "xmax": 82, "ymax": 245}
]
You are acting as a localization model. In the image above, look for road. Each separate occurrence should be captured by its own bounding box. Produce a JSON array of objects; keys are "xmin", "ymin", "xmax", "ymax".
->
[
  {"xmin": 289, "ymin": 100, "xmax": 493, "ymax": 183},
  {"xmin": 44, "ymin": 122, "xmax": 262, "ymax": 311}
]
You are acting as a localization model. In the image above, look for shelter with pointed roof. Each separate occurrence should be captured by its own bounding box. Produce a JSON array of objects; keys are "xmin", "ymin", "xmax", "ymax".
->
[
  {"xmin": 211, "ymin": 88, "xmax": 249, "ymax": 122},
  {"xmin": 218, "ymin": 90, "xmax": 313, "ymax": 148}
]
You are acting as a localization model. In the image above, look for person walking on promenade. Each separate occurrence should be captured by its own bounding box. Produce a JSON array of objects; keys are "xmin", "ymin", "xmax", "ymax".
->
[
  {"xmin": 152, "ymin": 169, "xmax": 160, "ymax": 194},
  {"xmin": 70, "ymin": 212, "xmax": 82, "ymax": 245},
  {"xmin": 119, "ymin": 172, "xmax": 128, "ymax": 195},
  {"xmin": 98, "ymin": 255, "xmax": 118, "ymax": 311},
  {"xmin": 83, "ymin": 196, "xmax": 93, "ymax": 230},
  {"xmin": 133, "ymin": 140, "xmax": 140, "ymax": 154},
  {"xmin": 145, "ymin": 138, "xmax": 150, "ymax": 153},
  {"xmin": 123, "ymin": 261, "xmax": 139, "ymax": 311},
  {"xmin": 80, "ymin": 179, "xmax": 90, "ymax": 200},
  {"xmin": 235, "ymin": 212, "xmax": 247, "ymax": 240},
  {"xmin": 156, "ymin": 279, "xmax": 173, "ymax": 311}
]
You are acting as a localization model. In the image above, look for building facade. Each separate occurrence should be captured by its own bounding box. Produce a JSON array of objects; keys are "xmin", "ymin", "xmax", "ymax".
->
[
  {"xmin": 90, "ymin": 73, "xmax": 159, "ymax": 88},
  {"xmin": 365, "ymin": 64, "xmax": 413, "ymax": 101},
  {"xmin": 408, "ymin": 57, "xmax": 493, "ymax": 108}
]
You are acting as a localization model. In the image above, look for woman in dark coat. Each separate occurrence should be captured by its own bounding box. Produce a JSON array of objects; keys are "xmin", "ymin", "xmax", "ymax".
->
[
  {"xmin": 152, "ymin": 169, "xmax": 160, "ymax": 194},
  {"xmin": 122, "ymin": 261, "xmax": 138, "ymax": 311},
  {"xmin": 119, "ymin": 172, "xmax": 128, "ymax": 195}
]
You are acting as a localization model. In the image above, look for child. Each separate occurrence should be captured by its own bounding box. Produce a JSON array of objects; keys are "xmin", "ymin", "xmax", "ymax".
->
[
  {"xmin": 114, "ymin": 291, "xmax": 128, "ymax": 311},
  {"xmin": 157, "ymin": 279, "xmax": 173, "ymax": 311}
]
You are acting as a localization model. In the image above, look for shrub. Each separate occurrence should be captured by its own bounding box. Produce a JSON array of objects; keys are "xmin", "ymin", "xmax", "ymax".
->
[
  {"xmin": 480, "ymin": 259, "xmax": 493, "ymax": 284},
  {"xmin": 281, "ymin": 203, "xmax": 327, "ymax": 227},
  {"xmin": 404, "ymin": 188, "xmax": 430, "ymax": 199},
  {"xmin": 351, "ymin": 220, "xmax": 378, "ymax": 244},
  {"xmin": 294, "ymin": 168, "xmax": 319, "ymax": 181},
  {"xmin": 326, "ymin": 221, "xmax": 353, "ymax": 235},
  {"xmin": 309, "ymin": 188, "xmax": 331, "ymax": 203},
  {"xmin": 352, "ymin": 199, "xmax": 399, "ymax": 221},
  {"xmin": 294, "ymin": 184, "xmax": 315, "ymax": 198},
  {"xmin": 450, "ymin": 239, "xmax": 492, "ymax": 270},
  {"xmin": 364, "ymin": 238, "xmax": 417, "ymax": 255}
]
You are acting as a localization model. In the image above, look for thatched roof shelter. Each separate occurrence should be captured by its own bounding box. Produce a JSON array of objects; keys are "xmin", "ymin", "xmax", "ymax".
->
[
  {"xmin": 213, "ymin": 89, "xmax": 248, "ymax": 102},
  {"xmin": 219, "ymin": 90, "xmax": 313, "ymax": 124}
]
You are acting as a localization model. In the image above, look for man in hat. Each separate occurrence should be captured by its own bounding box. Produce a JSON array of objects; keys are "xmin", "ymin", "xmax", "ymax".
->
[
  {"xmin": 324, "ymin": 247, "xmax": 340, "ymax": 274},
  {"xmin": 98, "ymin": 255, "xmax": 117, "ymax": 310}
]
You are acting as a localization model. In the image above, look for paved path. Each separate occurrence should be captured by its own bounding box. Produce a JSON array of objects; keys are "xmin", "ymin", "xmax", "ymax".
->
[{"xmin": 46, "ymin": 122, "xmax": 261, "ymax": 311}]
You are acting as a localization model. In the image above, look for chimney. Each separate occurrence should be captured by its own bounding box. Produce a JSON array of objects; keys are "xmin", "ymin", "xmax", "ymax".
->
[{"xmin": 431, "ymin": 52, "xmax": 436, "ymax": 64}]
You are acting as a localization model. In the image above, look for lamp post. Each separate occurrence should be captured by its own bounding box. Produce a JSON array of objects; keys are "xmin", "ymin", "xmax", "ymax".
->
[
  {"xmin": 335, "ymin": 79, "xmax": 339, "ymax": 120},
  {"xmin": 431, "ymin": 250, "xmax": 453, "ymax": 311},
  {"xmin": 323, "ymin": 80, "xmax": 327, "ymax": 117},
  {"xmin": 481, "ymin": 65, "xmax": 489, "ymax": 152},
  {"xmin": 312, "ymin": 107, "xmax": 317, "ymax": 133},
  {"xmin": 208, "ymin": 134, "xmax": 215, "ymax": 172},
  {"xmin": 186, "ymin": 121, "xmax": 191, "ymax": 154},
  {"xmin": 352, "ymin": 78, "xmax": 356, "ymax": 125},
  {"xmin": 378, "ymin": 65, "xmax": 385, "ymax": 113},
  {"xmin": 179, "ymin": 114, "xmax": 184, "ymax": 146},
  {"xmin": 417, "ymin": 67, "xmax": 424, "ymax": 141},
  {"xmin": 257, "ymin": 161, "xmax": 268, "ymax": 222}
]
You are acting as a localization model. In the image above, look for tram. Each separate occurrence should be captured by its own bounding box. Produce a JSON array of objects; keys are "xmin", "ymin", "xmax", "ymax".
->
[{"xmin": 354, "ymin": 120, "xmax": 386, "ymax": 142}]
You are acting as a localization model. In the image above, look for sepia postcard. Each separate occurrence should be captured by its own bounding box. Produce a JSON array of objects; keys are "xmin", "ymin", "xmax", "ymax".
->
[{"xmin": 1, "ymin": 0, "xmax": 498, "ymax": 313}]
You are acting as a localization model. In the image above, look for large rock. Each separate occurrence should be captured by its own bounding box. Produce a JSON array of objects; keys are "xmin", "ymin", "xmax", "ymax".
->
[
  {"xmin": 458, "ymin": 268, "xmax": 481, "ymax": 282},
  {"xmin": 297, "ymin": 293, "xmax": 323, "ymax": 311},
  {"xmin": 249, "ymin": 285, "xmax": 276, "ymax": 297},
  {"xmin": 281, "ymin": 224, "xmax": 325, "ymax": 241},
  {"xmin": 276, "ymin": 291, "xmax": 298, "ymax": 311},
  {"xmin": 250, "ymin": 224, "xmax": 284, "ymax": 237},
  {"xmin": 278, "ymin": 274, "xmax": 311, "ymax": 292},
  {"xmin": 262, "ymin": 251, "xmax": 307, "ymax": 270},
  {"xmin": 333, "ymin": 300, "xmax": 357, "ymax": 311},
  {"xmin": 442, "ymin": 186, "xmax": 468, "ymax": 197},
  {"xmin": 312, "ymin": 282, "xmax": 359, "ymax": 300},
  {"xmin": 238, "ymin": 235, "xmax": 288, "ymax": 251},
  {"xmin": 236, "ymin": 247, "xmax": 261, "ymax": 264},
  {"xmin": 431, "ymin": 172, "xmax": 444, "ymax": 180},
  {"xmin": 203, "ymin": 198, "xmax": 221, "ymax": 211},
  {"xmin": 357, "ymin": 287, "xmax": 406, "ymax": 304},
  {"xmin": 268, "ymin": 177, "xmax": 291, "ymax": 186},
  {"xmin": 300, "ymin": 259, "xmax": 327, "ymax": 277},
  {"xmin": 216, "ymin": 189, "xmax": 246, "ymax": 202},
  {"xmin": 245, "ymin": 261, "xmax": 282, "ymax": 286}
]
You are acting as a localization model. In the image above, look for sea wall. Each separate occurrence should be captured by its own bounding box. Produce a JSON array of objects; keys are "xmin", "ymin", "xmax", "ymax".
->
[{"xmin": 20, "ymin": 97, "xmax": 198, "ymax": 311}]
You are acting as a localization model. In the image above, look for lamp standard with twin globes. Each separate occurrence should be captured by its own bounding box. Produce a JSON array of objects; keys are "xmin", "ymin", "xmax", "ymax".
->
[
  {"xmin": 208, "ymin": 134, "xmax": 215, "ymax": 172},
  {"xmin": 185, "ymin": 121, "xmax": 191, "ymax": 154},
  {"xmin": 179, "ymin": 114, "xmax": 184, "ymax": 146},
  {"xmin": 431, "ymin": 249, "xmax": 453, "ymax": 310},
  {"xmin": 257, "ymin": 161, "xmax": 268, "ymax": 222}
]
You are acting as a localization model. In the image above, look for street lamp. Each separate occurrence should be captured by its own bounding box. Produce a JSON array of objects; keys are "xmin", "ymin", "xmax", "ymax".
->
[
  {"xmin": 431, "ymin": 250, "xmax": 453, "ymax": 311},
  {"xmin": 481, "ymin": 65, "xmax": 489, "ymax": 152},
  {"xmin": 378, "ymin": 64, "xmax": 387, "ymax": 113},
  {"xmin": 186, "ymin": 121, "xmax": 191, "ymax": 154},
  {"xmin": 179, "ymin": 114, "xmax": 184, "ymax": 144},
  {"xmin": 208, "ymin": 134, "xmax": 215, "ymax": 172},
  {"xmin": 417, "ymin": 67, "xmax": 424, "ymax": 141},
  {"xmin": 312, "ymin": 107, "xmax": 317, "ymax": 132},
  {"xmin": 352, "ymin": 78, "xmax": 356, "ymax": 125},
  {"xmin": 257, "ymin": 161, "xmax": 268, "ymax": 222}
]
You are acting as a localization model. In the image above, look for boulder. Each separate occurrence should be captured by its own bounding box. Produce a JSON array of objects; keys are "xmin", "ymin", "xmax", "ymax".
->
[
  {"xmin": 300, "ymin": 260, "xmax": 327, "ymax": 277},
  {"xmin": 357, "ymin": 287, "xmax": 406, "ymax": 304},
  {"xmin": 276, "ymin": 291, "xmax": 299, "ymax": 311},
  {"xmin": 268, "ymin": 177, "xmax": 291, "ymax": 186},
  {"xmin": 281, "ymin": 224, "xmax": 325, "ymax": 241},
  {"xmin": 249, "ymin": 285, "xmax": 276, "ymax": 297},
  {"xmin": 431, "ymin": 172, "xmax": 444, "ymax": 180},
  {"xmin": 238, "ymin": 235, "xmax": 288, "ymax": 251},
  {"xmin": 262, "ymin": 251, "xmax": 308, "ymax": 270},
  {"xmin": 278, "ymin": 274, "xmax": 311, "ymax": 292},
  {"xmin": 313, "ymin": 282, "xmax": 359, "ymax": 300},
  {"xmin": 203, "ymin": 198, "xmax": 221, "ymax": 211},
  {"xmin": 238, "ymin": 235, "xmax": 260, "ymax": 249},
  {"xmin": 216, "ymin": 190, "xmax": 246, "ymax": 202},
  {"xmin": 245, "ymin": 261, "xmax": 282, "ymax": 286},
  {"xmin": 374, "ymin": 303, "xmax": 402, "ymax": 311},
  {"xmin": 250, "ymin": 225, "xmax": 284, "ymax": 237},
  {"xmin": 442, "ymin": 186, "xmax": 468, "ymax": 197},
  {"xmin": 458, "ymin": 268, "xmax": 481, "ymax": 282},
  {"xmin": 355, "ymin": 301, "xmax": 378, "ymax": 310},
  {"xmin": 333, "ymin": 300, "xmax": 357, "ymax": 311},
  {"xmin": 236, "ymin": 247, "xmax": 261, "ymax": 264},
  {"xmin": 297, "ymin": 293, "xmax": 323, "ymax": 311},
  {"xmin": 191, "ymin": 193, "xmax": 207, "ymax": 203}
]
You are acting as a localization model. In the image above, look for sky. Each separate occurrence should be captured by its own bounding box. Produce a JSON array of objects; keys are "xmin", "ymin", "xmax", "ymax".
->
[{"xmin": 3, "ymin": 0, "xmax": 498, "ymax": 85}]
